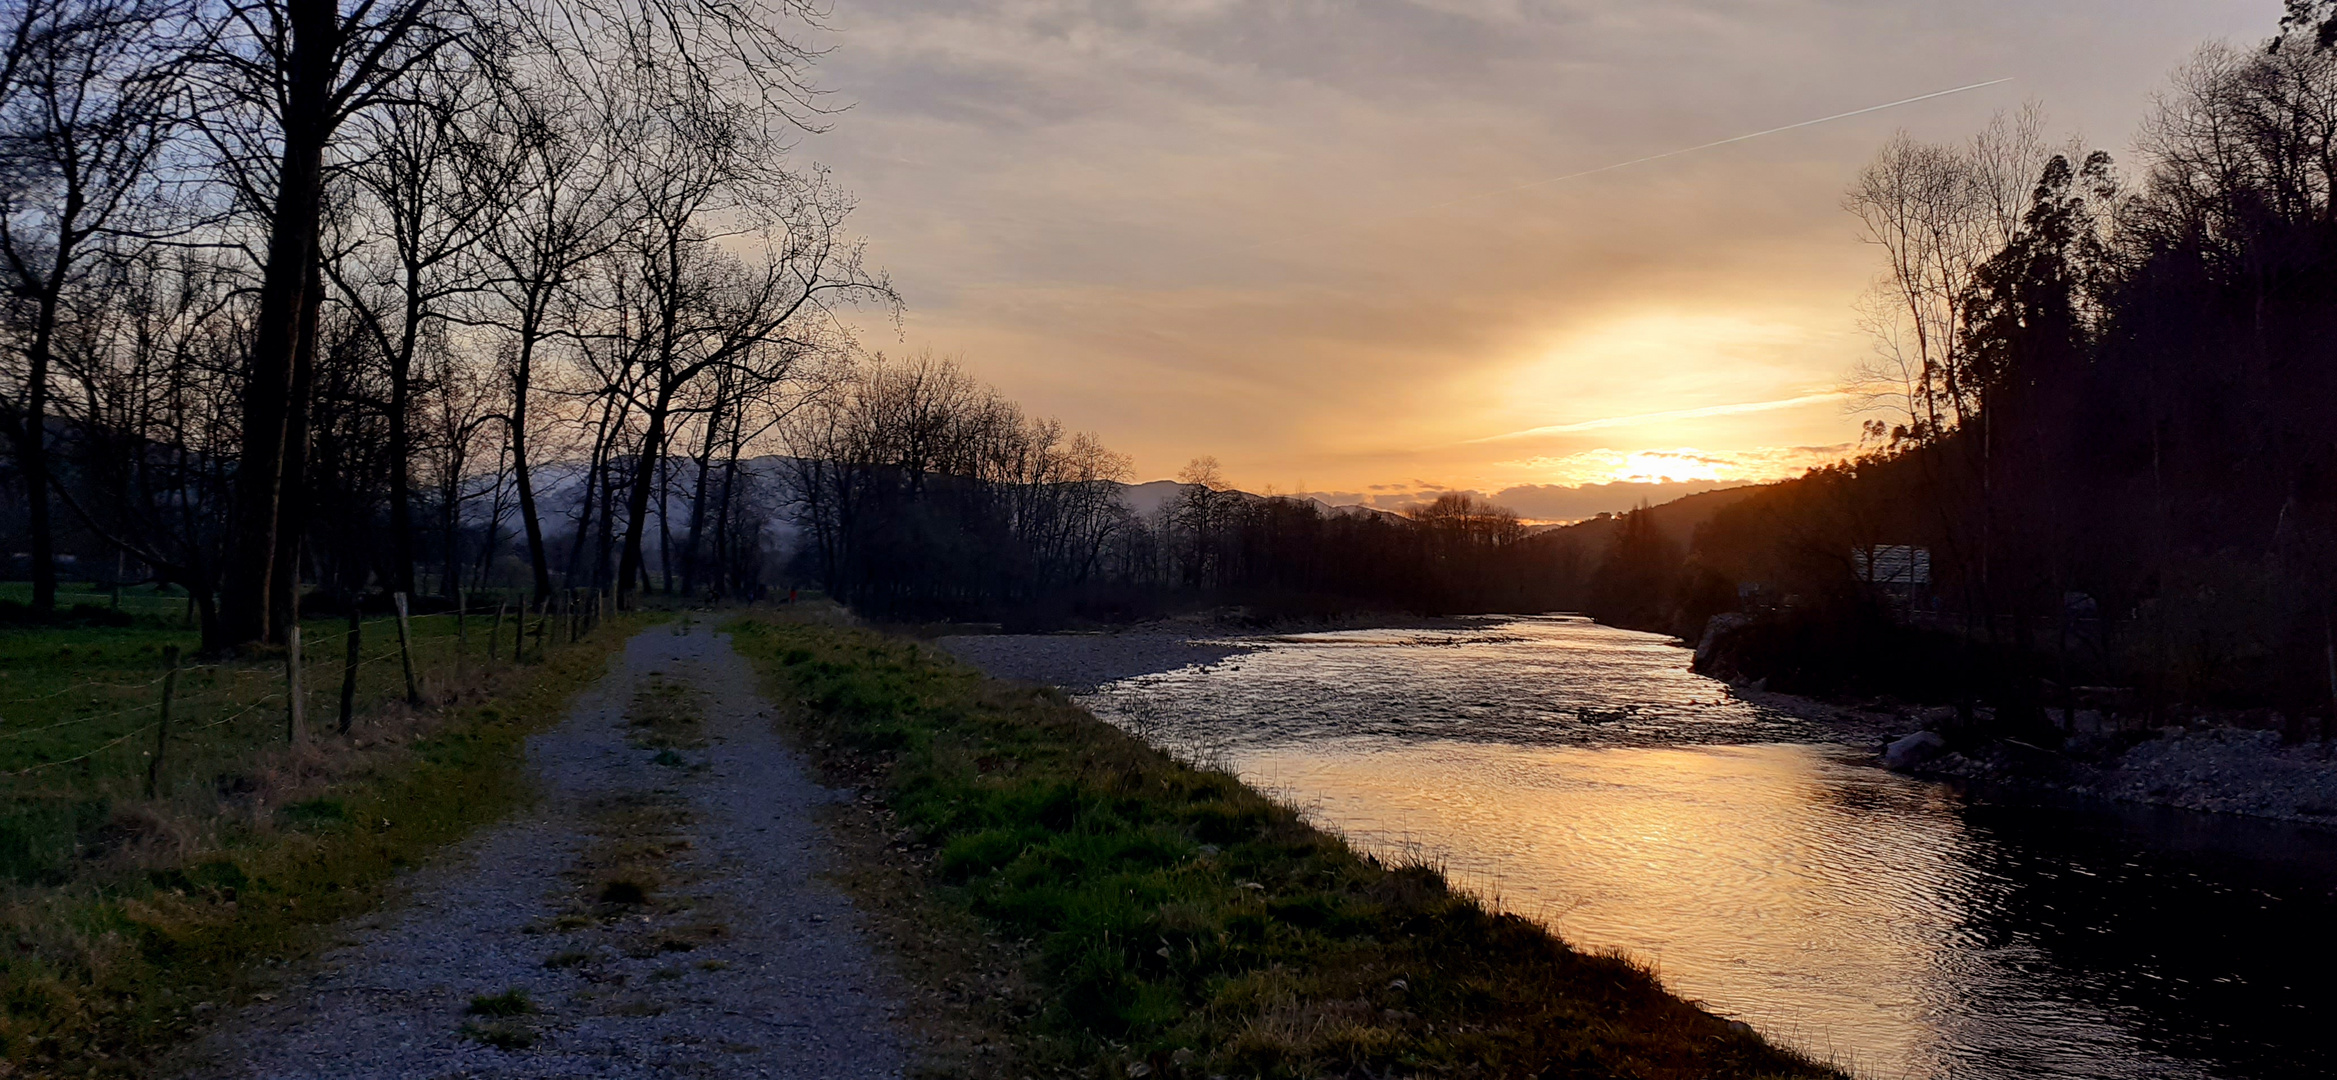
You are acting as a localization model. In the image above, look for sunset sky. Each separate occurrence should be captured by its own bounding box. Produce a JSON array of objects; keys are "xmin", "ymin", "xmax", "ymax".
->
[{"xmin": 810, "ymin": 0, "xmax": 2271, "ymax": 519}]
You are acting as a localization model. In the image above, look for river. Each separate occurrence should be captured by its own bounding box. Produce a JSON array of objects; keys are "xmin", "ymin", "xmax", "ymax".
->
[{"xmin": 1070, "ymin": 615, "xmax": 2337, "ymax": 1080}]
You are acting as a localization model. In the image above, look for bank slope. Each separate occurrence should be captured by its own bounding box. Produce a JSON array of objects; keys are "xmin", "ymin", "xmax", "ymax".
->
[{"xmin": 730, "ymin": 617, "xmax": 1840, "ymax": 1080}]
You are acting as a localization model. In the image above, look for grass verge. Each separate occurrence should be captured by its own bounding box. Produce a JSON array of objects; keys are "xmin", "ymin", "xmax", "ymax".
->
[
  {"xmin": 0, "ymin": 612, "xmax": 656, "ymax": 1076},
  {"xmin": 728, "ymin": 616, "xmax": 1843, "ymax": 1080}
]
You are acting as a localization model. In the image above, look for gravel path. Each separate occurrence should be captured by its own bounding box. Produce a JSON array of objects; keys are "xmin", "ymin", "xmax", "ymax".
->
[{"xmin": 174, "ymin": 620, "xmax": 906, "ymax": 1080}]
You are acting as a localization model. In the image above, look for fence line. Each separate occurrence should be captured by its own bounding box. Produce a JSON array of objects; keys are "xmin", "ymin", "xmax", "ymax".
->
[
  {"xmin": 4, "ymin": 601, "xmax": 614, "ymax": 787},
  {"xmin": 183, "ymin": 690, "xmax": 286, "ymax": 735},
  {"xmin": 0, "ymin": 673, "xmax": 279, "ymax": 742},
  {"xmin": 0, "ymin": 663, "xmax": 223, "ymax": 708},
  {"xmin": 12, "ymin": 719, "xmax": 165, "ymax": 776},
  {"xmin": 0, "ymin": 701, "xmax": 158, "ymax": 743},
  {"xmin": 1, "ymin": 618, "xmax": 465, "ymax": 742}
]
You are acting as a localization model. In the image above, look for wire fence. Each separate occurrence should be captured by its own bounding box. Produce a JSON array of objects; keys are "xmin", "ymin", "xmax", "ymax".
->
[{"xmin": 0, "ymin": 589, "xmax": 615, "ymax": 797}]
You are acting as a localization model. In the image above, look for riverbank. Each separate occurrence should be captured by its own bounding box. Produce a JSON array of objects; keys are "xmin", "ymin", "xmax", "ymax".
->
[
  {"xmin": 731, "ymin": 615, "xmax": 1841, "ymax": 1080},
  {"xmin": 932, "ymin": 612, "xmax": 1495, "ymax": 694},
  {"xmin": 1727, "ymin": 683, "xmax": 2337, "ymax": 828},
  {"xmin": 1689, "ymin": 609, "xmax": 2337, "ymax": 828},
  {"xmin": 945, "ymin": 613, "xmax": 2337, "ymax": 833}
]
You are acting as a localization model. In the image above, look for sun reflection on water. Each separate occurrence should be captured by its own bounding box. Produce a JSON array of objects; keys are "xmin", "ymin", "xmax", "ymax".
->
[{"xmin": 1082, "ymin": 617, "xmax": 2337, "ymax": 1080}]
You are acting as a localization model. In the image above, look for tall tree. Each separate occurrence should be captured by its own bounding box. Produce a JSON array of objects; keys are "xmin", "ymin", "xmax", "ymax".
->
[
  {"xmin": 187, "ymin": 0, "xmax": 465, "ymax": 645},
  {"xmin": 324, "ymin": 53, "xmax": 513, "ymax": 595},
  {"xmin": 0, "ymin": 0, "xmax": 180, "ymax": 613},
  {"xmin": 480, "ymin": 79, "xmax": 615, "ymax": 602}
]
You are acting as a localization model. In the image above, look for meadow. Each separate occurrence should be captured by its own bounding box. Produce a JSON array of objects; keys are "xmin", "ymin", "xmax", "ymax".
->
[{"xmin": 0, "ymin": 581, "xmax": 639, "ymax": 1074}]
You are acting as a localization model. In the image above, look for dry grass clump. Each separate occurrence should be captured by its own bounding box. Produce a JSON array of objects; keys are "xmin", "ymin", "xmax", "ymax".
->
[
  {"xmin": 731, "ymin": 617, "xmax": 1843, "ymax": 1080},
  {"xmin": 625, "ymin": 673, "xmax": 708, "ymax": 752},
  {"xmin": 529, "ymin": 687, "xmax": 733, "ymax": 993}
]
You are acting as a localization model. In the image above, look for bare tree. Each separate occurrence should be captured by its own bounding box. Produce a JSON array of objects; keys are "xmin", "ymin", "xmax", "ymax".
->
[
  {"xmin": 478, "ymin": 76, "xmax": 616, "ymax": 602},
  {"xmin": 186, "ymin": 0, "xmax": 834, "ymax": 645},
  {"xmin": 0, "ymin": 0, "xmax": 182, "ymax": 612},
  {"xmin": 184, "ymin": 0, "xmax": 473, "ymax": 644},
  {"xmin": 586, "ymin": 66, "xmax": 891, "ymax": 606},
  {"xmin": 323, "ymin": 52, "xmax": 515, "ymax": 595},
  {"xmin": 1842, "ymin": 107, "xmax": 2050, "ymax": 443}
]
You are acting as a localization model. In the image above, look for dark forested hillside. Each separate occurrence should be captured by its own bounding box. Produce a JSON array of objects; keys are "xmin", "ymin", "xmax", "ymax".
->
[{"xmin": 1562, "ymin": 10, "xmax": 2337, "ymax": 728}]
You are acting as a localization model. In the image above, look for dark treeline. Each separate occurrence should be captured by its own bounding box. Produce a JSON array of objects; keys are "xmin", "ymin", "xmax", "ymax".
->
[
  {"xmin": 1565, "ymin": 6, "xmax": 2337, "ymax": 733},
  {"xmin": 0, "ymin": 0, "xmax": 1583, "ymax": 647},
  {"xmin": 784, "ymin": 355, "xmax": 1582, "ymax": 625},
  {"xmin": 0, "ymin": 0, "xmax": 893, "ymax": 651}
]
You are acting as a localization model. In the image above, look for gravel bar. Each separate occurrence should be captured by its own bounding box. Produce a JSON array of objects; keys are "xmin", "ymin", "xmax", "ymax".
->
[{"xmin": 936, "ymin": 630, "xmax": 1252, "ymax": 694}]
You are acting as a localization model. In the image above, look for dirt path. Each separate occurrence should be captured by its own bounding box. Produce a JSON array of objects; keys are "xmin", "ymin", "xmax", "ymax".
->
[{"xmin": 174, "ymin": 620, "xmax": 906, "ymax": 1080}]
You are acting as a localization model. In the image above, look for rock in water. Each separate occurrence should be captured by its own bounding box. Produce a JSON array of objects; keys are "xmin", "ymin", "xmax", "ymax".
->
[{"xmin": 1884, "ymin": 730, "xmax": 1947, "ymax": 771}]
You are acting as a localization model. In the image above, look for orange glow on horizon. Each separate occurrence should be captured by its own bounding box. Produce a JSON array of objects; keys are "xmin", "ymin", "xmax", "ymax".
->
[{"xmin": 1497, "ymin": 445, "xmax": 1852, "ymax": 489}]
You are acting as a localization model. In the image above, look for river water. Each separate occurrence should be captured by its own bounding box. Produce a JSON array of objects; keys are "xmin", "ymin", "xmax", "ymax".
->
[{"xmin": 1075, "ymin": 615, "xmax": 2337, "ymax": 1080}]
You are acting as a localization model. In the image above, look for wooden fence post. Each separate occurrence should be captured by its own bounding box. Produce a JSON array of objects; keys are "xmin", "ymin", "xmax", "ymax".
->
[
  {"xmin": 490, "ymin": 600, "xmax": 506, "ymax": 662},
  {"xmin": 146, "ymin": 646, "xmax": 180, "ymax": 798},
  {"xmin": 533, "ymin": 597, "xmax": 548, "ymax": 657},
  {"xmin": 339, "ymin": 602, "xmax": 362, "ymax": 734},
  {"xmin": 393, "ymin": 591, "xmax": 422, "ymax": 705},
  {"xmin": 286, "ymin": 624, "xmax": 306, "ymax": 743},
  {"xmin": 456, "ymin": 588, "xmax": 468, "ymax": 653}
]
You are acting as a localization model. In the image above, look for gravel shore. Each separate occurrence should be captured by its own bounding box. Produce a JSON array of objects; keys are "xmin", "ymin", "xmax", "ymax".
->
[
  {"xmin": 173, "ymin": 620, "xmax": 906, "ymax": 1080},
  {"xmin": 936, "ymin": 630, "xmax": 1253, "ymax": 694},
  {"xmin": 947, "ymin": 619, "xmax": 2337, "ymax": 831},
  {"xmin": 1733, "ymin": 684, "xmax": 2337, "ymax": 828}
]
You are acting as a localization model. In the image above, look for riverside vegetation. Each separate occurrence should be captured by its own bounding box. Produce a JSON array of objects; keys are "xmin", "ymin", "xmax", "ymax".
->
[
  {"xmin": 729, "ymin": 615, "xmax": 1839, "ymax": 1080},
  {"xmin": 0, "ymin": 595, "xmax": 651, "ymax": 1075}
]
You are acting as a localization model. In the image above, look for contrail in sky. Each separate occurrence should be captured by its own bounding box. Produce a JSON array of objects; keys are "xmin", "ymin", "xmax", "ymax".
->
[{"xmin": 1241, "ymin": 77, "xmax": 2014, "ymax": 253}]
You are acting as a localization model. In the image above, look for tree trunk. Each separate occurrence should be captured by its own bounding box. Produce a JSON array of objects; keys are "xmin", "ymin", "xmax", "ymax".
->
[
  {"xmin": 19, "ymin": 272, "xmax": 60, "ymax": 614},
  {"xmin": 509, "ymin": 333, "xmax": 553, "ymax": 602},
  {"xmin": 712, "ymin": 421, "xmax": 744, "ymax": 596},
  {"xmin": 476, "ymin": 440, "xmax": 506, "ymax": 590},
  {"xmin": 616, "ymin": 384, "xmax": 673, "ymax": 604},
  {"xmin": 221, "ymin": 0, "xmax": 339, "ymax": 648},
  {"xmin": 680, "ymin": 396, "xmax": 723, "ymax": 596},
  {"xmin": 592, "ymin": 452, "xmax": 618, "ymax": 589},
  {"xmin": 656, "ymin": 449, "xmax": 676, "ymax": 592},
  {"xmin": 268, "ymin": 262, "xmax": 321, "ymax": 641},
  {"xmin": 441, "ymin": 472, "xmax": 462, "ymax": 600},
  {"xmin": 386, "ymin": 319, "xmax": 418, "ymax": 596},
  {"xmin": 562, "ymin": 430, "xmax": 601, "ymax": 585}
]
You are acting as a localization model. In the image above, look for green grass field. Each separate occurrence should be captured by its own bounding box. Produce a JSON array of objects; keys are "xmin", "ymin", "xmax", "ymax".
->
[
  {"xmin": 0, "ymin": 581, "xmax": 191, "ymax": 621},
  {"xmin": 0, "ymin": 584, "xmax": 633, "ymax": 1076},
  {"xmin": 2, "ymin": 589, "xmax": 556, "ymax": 883}
]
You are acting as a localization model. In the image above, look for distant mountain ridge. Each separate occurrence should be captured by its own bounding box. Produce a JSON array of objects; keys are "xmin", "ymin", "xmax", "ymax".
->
[
  {"xmin": 1112, "ymin": 479, "xmax": 1411, "ymax": 523},
  {"xmin": 1533, "ymin": 484, "xmax": 1768, "ymax": 549},
  {"xmin": 468, "ymin": 456, "xmax": 1746, "ymax": 572}
]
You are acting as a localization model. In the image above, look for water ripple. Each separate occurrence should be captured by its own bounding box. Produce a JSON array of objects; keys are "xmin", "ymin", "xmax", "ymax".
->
[{"xmin": 1080, "ymin": 616, "xmax": 2337, "ymax": 1080}]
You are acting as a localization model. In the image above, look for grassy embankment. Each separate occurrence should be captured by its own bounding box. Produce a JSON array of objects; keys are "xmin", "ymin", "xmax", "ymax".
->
[
  {"xmin": 0, "ymin": 585, "xmax": 652, "ymax": 1076},
  {"xmin": 730, "ymin": 616, "xmax": 1841, "ymax": 1080}
]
